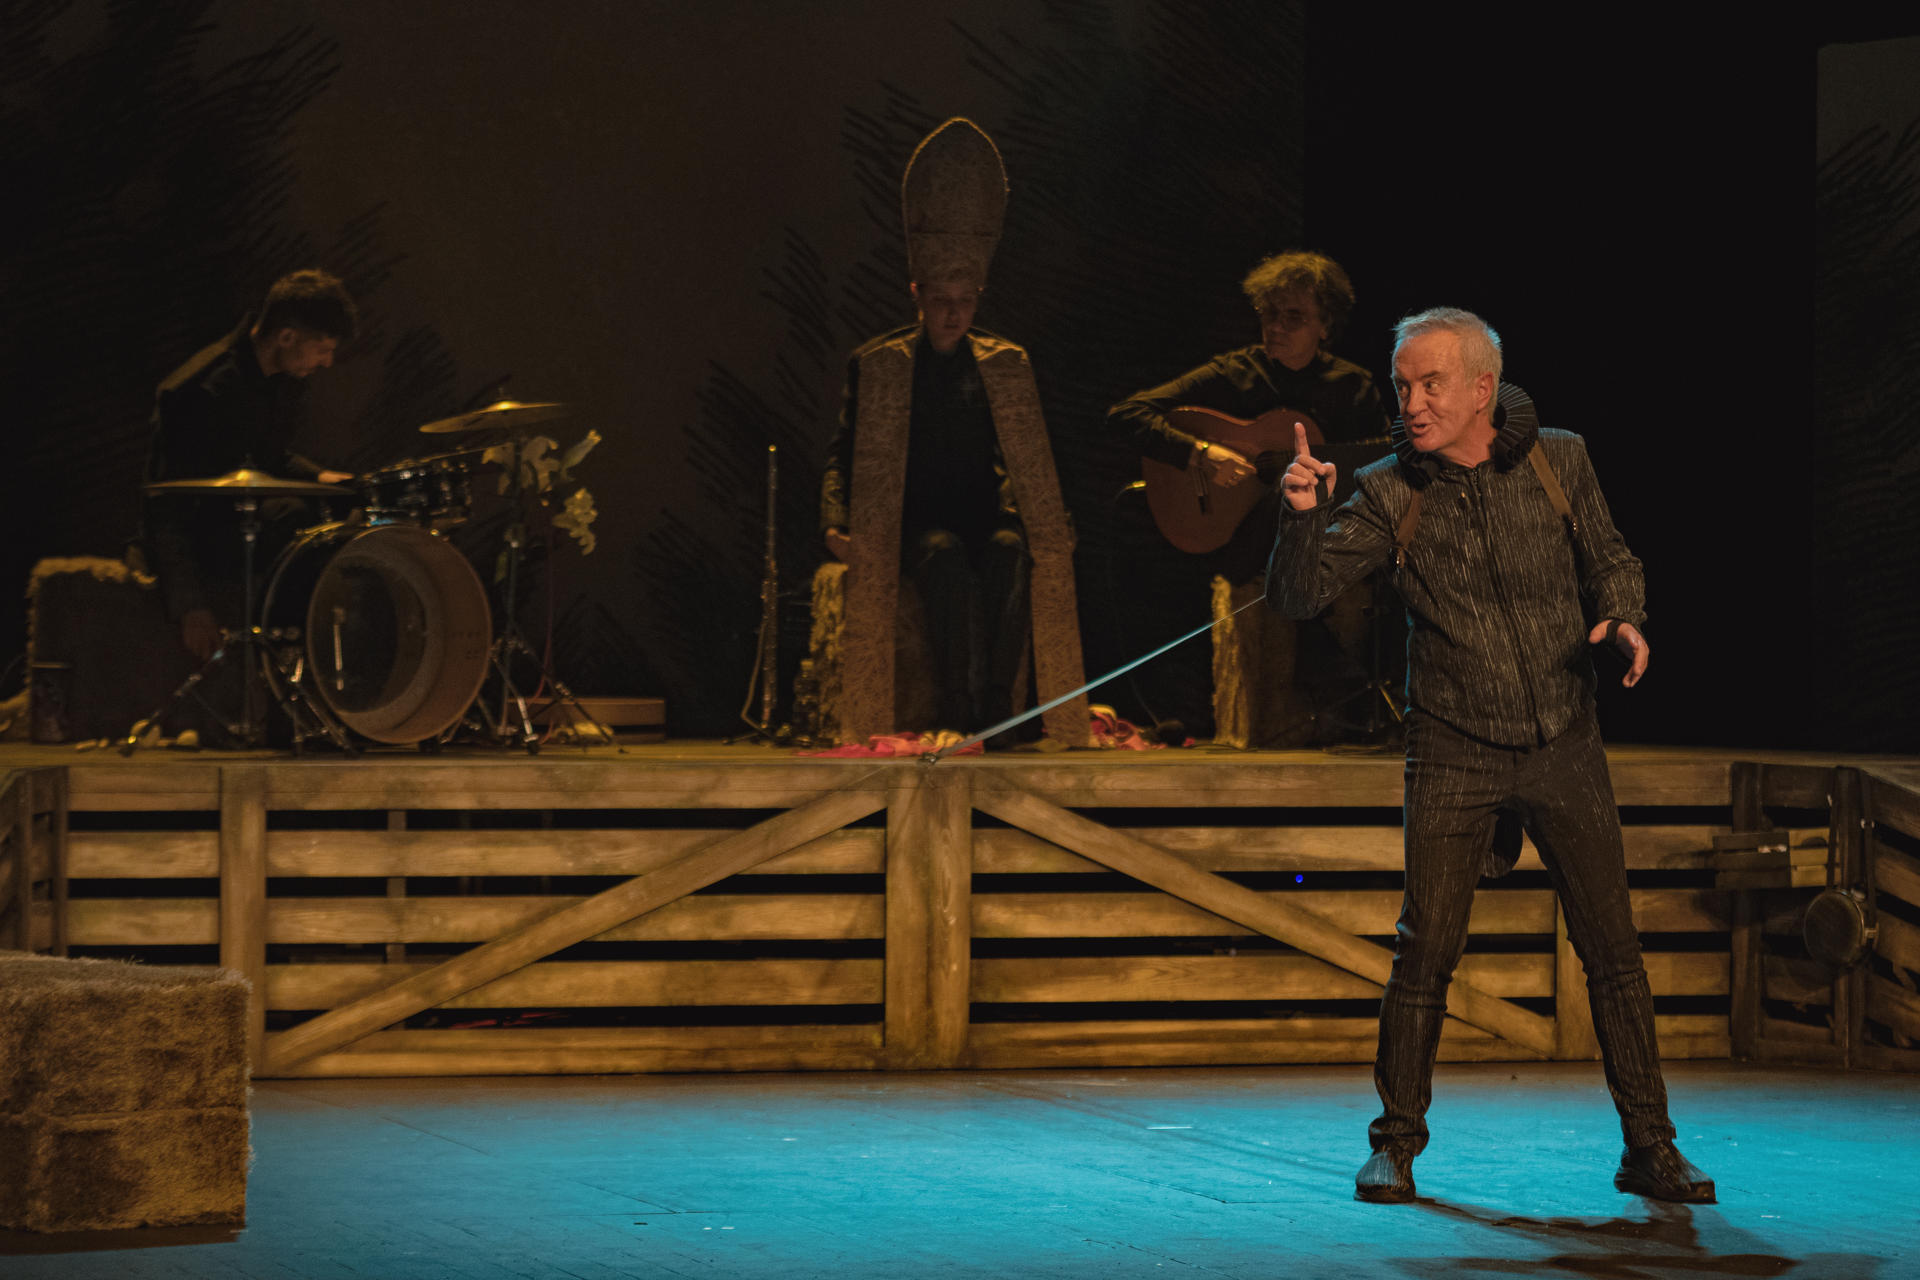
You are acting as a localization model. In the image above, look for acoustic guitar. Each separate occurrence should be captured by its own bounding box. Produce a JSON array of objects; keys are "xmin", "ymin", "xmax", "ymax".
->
[{"xmin": 1142, "ymin": 406, "xmax": 1322, "ymax": 554}]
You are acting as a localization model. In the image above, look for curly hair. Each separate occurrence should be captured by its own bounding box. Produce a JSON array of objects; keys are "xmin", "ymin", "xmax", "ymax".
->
[
  {"xmin": 1240, "ymin": 251, "xmax": 1356, "ymax": 341},
  {"xmin": 258, "ymin": 269, "xmax": 358, "ymax": 342}
]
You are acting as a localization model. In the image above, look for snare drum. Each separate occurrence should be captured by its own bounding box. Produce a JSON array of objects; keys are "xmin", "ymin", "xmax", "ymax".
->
[
  {"xmin": 262, "ymin": 522, "xmax": 491, "ymax": 744},
  {"xmin": 358, "ymin": 455, "xmax": 473, "ymax": 526}
]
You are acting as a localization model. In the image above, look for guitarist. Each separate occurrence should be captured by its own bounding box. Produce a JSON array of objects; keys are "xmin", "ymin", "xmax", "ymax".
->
[{"xmin": 1105, "ymin": 251, "xmax": 1391, "ymax": 740}]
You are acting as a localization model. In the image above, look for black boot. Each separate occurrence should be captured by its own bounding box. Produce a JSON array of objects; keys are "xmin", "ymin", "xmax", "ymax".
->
[
  {"xmin": 1614, "ymin": 1141, "xmax": 1715, "ymax": 1203},
  {"xmin": 1355, "ymin": 1148, "xmax": 1416, "ymax": 1203}
]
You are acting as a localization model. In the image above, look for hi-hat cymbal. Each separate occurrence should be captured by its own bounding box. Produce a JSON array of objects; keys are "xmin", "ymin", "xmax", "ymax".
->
[
  {"xmin": 418, "ymin": 400, "xmax": 571, "ymax": 435},
  {"xmin": 144, "ymin": 468, "xmax": 351, "ymax": 498}
]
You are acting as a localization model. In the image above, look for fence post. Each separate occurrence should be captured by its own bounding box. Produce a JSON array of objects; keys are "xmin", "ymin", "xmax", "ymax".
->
[{"xmin": 219, "ymin": 767, "xmax": 269, "ymax": 1073}]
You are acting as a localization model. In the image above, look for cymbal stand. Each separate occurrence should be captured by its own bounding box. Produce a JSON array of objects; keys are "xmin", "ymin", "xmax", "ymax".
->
[
  {"xmin": 477, "ymin": 430, "xmax": 618, "ymax": 754},
  {"xmin": 121, "ymin": 495, "xmax": 350, "ymax": 754}
]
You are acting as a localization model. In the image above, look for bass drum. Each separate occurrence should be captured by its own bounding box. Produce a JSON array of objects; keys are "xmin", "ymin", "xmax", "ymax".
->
[{"xmin": 263, "ymin": 522, "xmax": 491, "ymax": 744}]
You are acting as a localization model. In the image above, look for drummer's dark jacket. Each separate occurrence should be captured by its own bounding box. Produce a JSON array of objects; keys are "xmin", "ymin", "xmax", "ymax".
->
[
  {"xmin": 141, "ymin": 317, "xmax": 329, "ymax": 622},
  {"xmin": 1265, "ymin": 386, "xmax": 1646, "ymax": 748}
]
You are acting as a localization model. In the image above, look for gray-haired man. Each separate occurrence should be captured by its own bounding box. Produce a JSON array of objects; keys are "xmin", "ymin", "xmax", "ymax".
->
[{"xmin": 1268, "ymin": 307, "xmax": 1713, "ymax": 1205}]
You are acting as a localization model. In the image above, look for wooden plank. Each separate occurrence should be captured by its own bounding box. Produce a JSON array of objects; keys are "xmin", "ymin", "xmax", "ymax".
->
[
  {"xmin": 973, "ymin": 780, "xmax": 1558, "ymax": 1054},
  {"xmin": 261, "ymin": 760, "xmax": 906, "ymax": 811},
  {"xmin": 971, "ymin": 950, "xmax": 1724, "ymax": 1005},
  {"xmin": 269, "ymin": 828, "xmax": 885, "ymax": 878},
  {"xmin": 66, "ymin": 827, "xmax": 887, "ymax": 880},
  {"xmin": 881, "ymin": 771, "xmax": 972, "ymax": 1068},
  {"xmin": 265, "ymin": 958, "xmax": 881, "ymax": 1009},
  {"xmin": 1867, "ymin": 772, "xmax": 1920, "ymax": 843},
  {"xmin": 1728, "ymin": 762, "xmax": 1764, "ymax": 1059},
  {"xmin": 65, "ymin": 832, "xmax": 219, "ymax": 878},
  {"xmin": 1831, "ymin": 768, "xmax": 1865, "ymax": 1065},
  {"xmin": 66, "ymin": 899, "xmax": 218, "ymax": 945},
  {"xmin": 969, "ymin": 887, "xmax": 1727, "ymax": 940},
  {"xmin": 963, "ymin": 1013, "xmax": 1728, "ymax": 1070},
  {"xmin": 1872, "ymin": 842, "xmax": 1920, "ymax": 910},
  {"xmin": 959, "ymin": 755, "xmax": 1728, "ymax": 809},
  {"xmin": 1554, "ymin": 901, "xmax": 1599, "ymax": 1060},
  {"xmin": 1761, "ymin": 763, "xmax": 1833, "ymax": 809},
  {"xmin": 65, "ymin": 890, "xmax": 1721, "ymax": 950},
  {"xmin": 43, "ymin": 770, "xmax": 70, "ymax": 957},
  {"xmin": 927, "ymin": 770, "xmax": 972, "ymax": 1068},
  {"xmin": 260, "ymin": 784, "xmax": 886, "ymax": 1073},
  {"xmin": 65, "ymin": 893, "xmax": 884, "ymax": 946},
  {"xmin": 1764, "ymin": 954, "xmax": 1836, "ymax": 1006},
  {"xmin": 883, "ymin": 781, "xmax": 931, "ymax": 1067},
  {"xmin": 972, "ymin": 889, "xmax": 1553, "ymax": 938},
  {"xmin": 970, "ymin": 825, "xmax": 1722, "ymax": 875},
  {"xmin": 1858, "ymin": 1040, "xmax": 1920, "ymax": 1075},
  {"xmin": 1867, "ymin": 975, "xmax": 1920, "ymax": 1042},
  {"xmin": 1878, "ymin": 914, "xmax": 1920, "ymax": 974},
  {"xmin": 973, "ymin": 953, "xmax": 1554, "ymax": 1003},
  {"xmin": 64, "ymin": 765, "xmax": 222, "ymax": 811},
  {"xmin": 1644, "ymin": 951, "xmax": 1729, "ymax": 996},
  {"xmin": 6, "ymin": 774, "xmax": 27, "ymax": 951},
  {"xmin": 268, "ymin": 1024, "xmax": 885, "ymax": 1078},
  {"xmin": 219, "ymin": 767, "xmax": 268, "ymax": 1071},
  {"xmin": 972, "ymin": 759, "xmax": 1407, "ymax": 808}
]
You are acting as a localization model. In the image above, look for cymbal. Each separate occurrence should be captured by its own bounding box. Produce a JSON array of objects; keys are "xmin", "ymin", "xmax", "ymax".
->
[
  {"xmin": 144, "ymin": 468, "xmax": 351, "ymax": 498},
  {"xmin": 418, "ymin": 400, "xmax": 571, "ymax": 435}
]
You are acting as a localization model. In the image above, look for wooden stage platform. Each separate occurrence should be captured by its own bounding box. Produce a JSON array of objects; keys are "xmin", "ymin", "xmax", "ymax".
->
[{"xmin": 4, "ymin": 741, "xmax": 1918, "ymax": 1082}]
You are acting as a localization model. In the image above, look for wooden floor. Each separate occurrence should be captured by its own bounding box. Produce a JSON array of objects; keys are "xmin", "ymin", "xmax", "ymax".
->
[{"xmin": 2, "ymin": 1061, "xmax": 1913, "ymax": 1278}]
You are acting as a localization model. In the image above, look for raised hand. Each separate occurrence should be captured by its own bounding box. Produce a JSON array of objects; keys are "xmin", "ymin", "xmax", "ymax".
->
[
  {"xmin": 1280, "ymin": 422, "xmax": 1336, "ymax": 511},
  {"xmin": 1589, "ymin": 619, "xmax": 1650, "ymax": 687}
]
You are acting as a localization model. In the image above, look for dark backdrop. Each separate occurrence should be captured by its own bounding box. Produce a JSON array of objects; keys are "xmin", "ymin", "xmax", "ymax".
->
[{"xmin": 3, "ymin": 2, "xmax": 1913, "ymax": 751}]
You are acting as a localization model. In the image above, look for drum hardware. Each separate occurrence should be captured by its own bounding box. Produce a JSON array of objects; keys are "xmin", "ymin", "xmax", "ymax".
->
[
  {"xmin": 125, "ymin": 470, "xmax": 352, "ymax": 753},
  {"xmin": 260, "ymin": 521, "xmax": 493, "ymax": 749},
  {"xmin": 450, "ymin": 417, "xmax": 615, "ymax": 755},
  {"xmin": 357, "ymin": 448, "xmax": 483, "ymax": 528}
]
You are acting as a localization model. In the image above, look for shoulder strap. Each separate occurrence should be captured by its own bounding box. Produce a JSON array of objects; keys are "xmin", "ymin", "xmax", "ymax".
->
[
  {"xmin": 1526, "ymin": 445, "xmax": 1579, "ymax": 538},
  {"xmin": 1391, "ymin": 447, "xmax": 1577, "ymax": 570},
  {"xmin": 1393, "ymin": 489, "xmax": 1422, "ymax": 569}
]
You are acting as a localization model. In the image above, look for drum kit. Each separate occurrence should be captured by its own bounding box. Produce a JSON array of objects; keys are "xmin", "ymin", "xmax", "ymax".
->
[{"xmin": 128, "ymin": 401, "xmax": 612, "ymax": 755}]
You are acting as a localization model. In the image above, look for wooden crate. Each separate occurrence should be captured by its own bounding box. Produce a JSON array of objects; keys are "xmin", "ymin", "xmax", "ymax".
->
[{"xmin": 42, "ymin": 747, "xmax": 1744, "ymax": 1077}]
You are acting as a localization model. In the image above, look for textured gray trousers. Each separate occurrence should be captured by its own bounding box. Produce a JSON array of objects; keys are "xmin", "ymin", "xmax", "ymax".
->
[{"xmin": 1369, "ymin": 709, "xmax": 1678, "ymax": 1155}]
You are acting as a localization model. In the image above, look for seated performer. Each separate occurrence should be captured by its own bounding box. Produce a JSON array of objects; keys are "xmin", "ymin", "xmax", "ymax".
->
[
  {"xmin": 1106, "ymin": 251, "xmax": 1391, "ymax": 740},
  {"xmin": 1271, "ymin": 306, "xmax": 1713, "ymax": 1205},
  {"xmin": 820, "ymin": 118, "xmax": 1087, "ymax": 745},
  {"xmin": 141, "ymin": 269, "xmax": 357, "ymax": 661}
]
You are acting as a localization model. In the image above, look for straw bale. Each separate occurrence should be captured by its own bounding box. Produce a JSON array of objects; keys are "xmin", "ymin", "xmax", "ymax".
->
[
  {"xmin": 1, "ymin": 1107, "xmax": 248, "ymax": 1231},
  {"xmin": 0, "ymin": 952, "xmax": 247, "ymax": 1114}
]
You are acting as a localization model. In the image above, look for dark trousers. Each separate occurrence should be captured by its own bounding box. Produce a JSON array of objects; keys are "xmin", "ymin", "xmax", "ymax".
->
[
  {"xmin": 906, "ymin": 526, "xmax": 1029, "ymax": 733},
  {"xmin": 1370, "ymin": 709, "xmax": 1677, "ymax": 1155}
]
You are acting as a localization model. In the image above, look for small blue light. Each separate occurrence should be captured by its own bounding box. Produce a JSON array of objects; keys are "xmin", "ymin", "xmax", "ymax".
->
[{"xmin": 1294, "ymin": 874, "xmax": 1304, "ymax": 884}]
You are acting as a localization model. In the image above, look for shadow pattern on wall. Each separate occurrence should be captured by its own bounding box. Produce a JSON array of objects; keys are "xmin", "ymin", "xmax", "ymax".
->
[
  {"xmin": 1815, "ymin": 117, "xmax": 1920, "ymax": 752},
  {"xmin": 633, "ymin": 0, "xmax": 1308, "ymax": 736},
  {"xmin": 0, "ymin": 0, "xmax": 457, "ymax": 682}
]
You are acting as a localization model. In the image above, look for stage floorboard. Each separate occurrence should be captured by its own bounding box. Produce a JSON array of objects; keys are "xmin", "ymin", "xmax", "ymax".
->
[{"xmin": 1, "ymin": 1061, "xmax": 1910, "ymax": 1278}]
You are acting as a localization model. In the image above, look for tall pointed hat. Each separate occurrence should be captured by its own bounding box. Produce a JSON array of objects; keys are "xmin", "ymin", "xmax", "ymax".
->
[{"xmin": 901, "ymin": 118, "xmax": 1008, "ymax": 286}]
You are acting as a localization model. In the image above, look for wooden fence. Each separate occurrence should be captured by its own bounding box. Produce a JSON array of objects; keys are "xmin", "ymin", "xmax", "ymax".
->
[
  {"xmin": 33, "ymin": 752, "xmax": 1751, "ymax": 1078},
  {"xmin": 0, "ymin": 767, "xmax": 67, "ymax": 954},
  {"xmin": 1729, "ymin": 761, "xmax": 1920, "ymax": 1070}
]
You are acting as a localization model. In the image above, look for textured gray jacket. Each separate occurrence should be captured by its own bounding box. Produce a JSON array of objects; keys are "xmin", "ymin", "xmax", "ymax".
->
[{"xmin": 1266, "ymin": 386, "xmax": 1645, "ymax": 747}]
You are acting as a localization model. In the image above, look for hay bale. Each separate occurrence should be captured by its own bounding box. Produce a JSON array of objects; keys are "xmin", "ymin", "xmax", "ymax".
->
[{"xmin": 0, "ymin": 951, "xmax": 250, "ymax": 1231}]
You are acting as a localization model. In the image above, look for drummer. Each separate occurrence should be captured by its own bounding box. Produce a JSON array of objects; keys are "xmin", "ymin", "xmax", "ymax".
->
[{"xmin": 140, "ymin": 270, "xmax": 359, "ymax": 661}]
